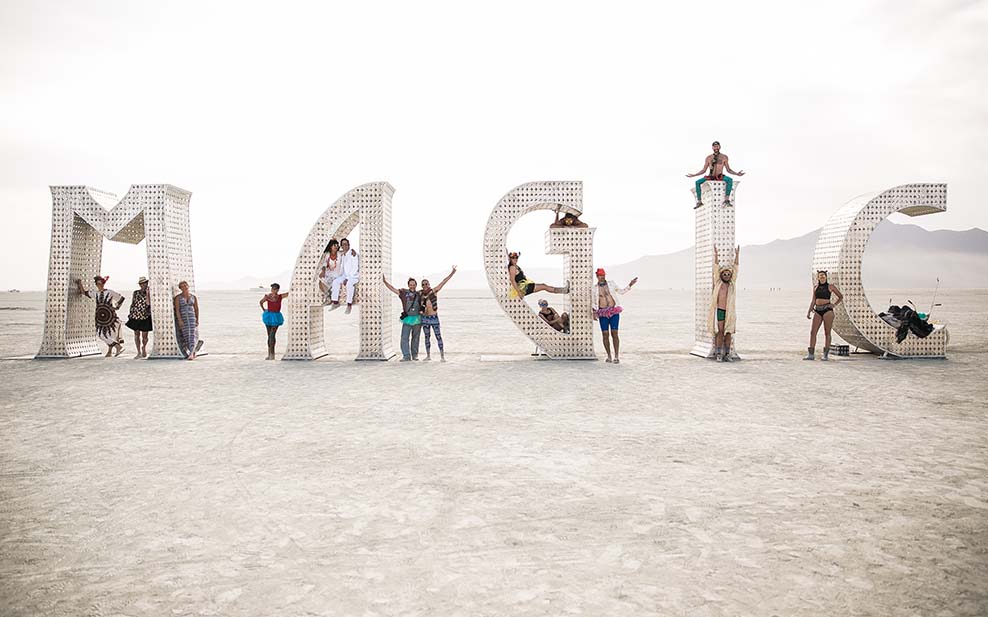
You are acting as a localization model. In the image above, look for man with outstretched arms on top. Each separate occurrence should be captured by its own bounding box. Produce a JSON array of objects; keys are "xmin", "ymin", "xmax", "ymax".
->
[{"xmin": 686, "ymin": 141, "xmax": 746, "ymax": 208}]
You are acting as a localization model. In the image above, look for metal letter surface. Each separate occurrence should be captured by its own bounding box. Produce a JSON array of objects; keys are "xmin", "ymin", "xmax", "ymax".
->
[
  {"xmin": 483, "ymin": 181, "xmax": 596, "ymax": 359},
  {"xmin": 691, "ymin": 180, "xmax": 739, "ymax": 359},
  {"xmin": 813, "ymin": 183, "xmax": 948, "ymax": 358},
  {"xmin": 283, "ymin": 182, "xmax": 395, "ymax": 360}
]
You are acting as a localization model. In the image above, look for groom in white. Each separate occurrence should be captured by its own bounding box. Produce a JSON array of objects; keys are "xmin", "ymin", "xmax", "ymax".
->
[{"xmin": 331, "ymin": 237, "xmax": 360, "ymax": 314}]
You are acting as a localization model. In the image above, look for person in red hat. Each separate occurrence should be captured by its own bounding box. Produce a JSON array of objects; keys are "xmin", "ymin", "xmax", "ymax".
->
[{"xmin": 593, "ymin": 268, "xmax": 638, "ymax": 363}]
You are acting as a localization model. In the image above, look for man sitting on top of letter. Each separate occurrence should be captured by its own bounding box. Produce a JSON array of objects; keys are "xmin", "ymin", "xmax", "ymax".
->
[{"xmin": 686, "ymin": 141, "xmax": 745, "ymax": 209}]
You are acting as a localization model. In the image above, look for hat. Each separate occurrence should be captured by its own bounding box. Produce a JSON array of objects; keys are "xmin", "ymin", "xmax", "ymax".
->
[
  {"xmin": 138, "ymin": 276, "xmax": 148, "ymax": 284},
  {"xmin": 595, "ymin": 268, "xmax": 606, "ymax": 276}
]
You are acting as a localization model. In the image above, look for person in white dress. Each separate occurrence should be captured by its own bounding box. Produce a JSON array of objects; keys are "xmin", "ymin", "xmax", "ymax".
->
[{"xmin": 318, "ymin": 239, "xmax": 343, "ymax": 300}]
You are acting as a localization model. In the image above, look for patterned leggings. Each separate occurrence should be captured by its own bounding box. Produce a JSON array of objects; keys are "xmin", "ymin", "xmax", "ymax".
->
[{"xmin": 422, "ymin": 315, "xmax": 443, "ymax": 352}]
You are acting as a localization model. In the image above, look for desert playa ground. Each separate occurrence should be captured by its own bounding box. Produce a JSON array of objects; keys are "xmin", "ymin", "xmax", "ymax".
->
[{"xmin": 1, "ymin": 290, "xmax": 986, "ymax": 615}]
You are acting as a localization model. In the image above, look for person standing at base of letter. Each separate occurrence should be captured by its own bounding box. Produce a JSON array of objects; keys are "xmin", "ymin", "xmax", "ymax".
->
[
  {"xmin": 383, "ymin": 275, "xmax": 423, "ymax": 362},
  {"xmin": 174, "ymin": 280, "xmax": 201, "ymax": 361},
  {"xmin": 125, "ymin": 276, "xmax": 153, "ymax": 358},
  {"xmin": 708, "ymin": 246, "xmax": 740, "ymax": 362},
  {"xmin": 593, "ymin": 268, "xmax": 637, "ymax": 364},
  {"xmin": 420, "ymin": 266, "xmax": 456, "ymax": 362},
  {"xmin": 76, "ymin": 276, "xmax": 125, "ymax": 357},
  {"xmin": 260, "ymin": 283, "xmax": 289, "ymax": 360}
]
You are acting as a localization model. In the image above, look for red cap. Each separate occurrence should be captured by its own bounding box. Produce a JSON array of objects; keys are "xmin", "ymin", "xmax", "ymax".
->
[{"xmin": 595, "ymin": 268, "xmax": 606, "ymax": 276}]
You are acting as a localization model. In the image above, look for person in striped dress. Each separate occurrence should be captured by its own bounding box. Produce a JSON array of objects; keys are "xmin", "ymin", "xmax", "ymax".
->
[{"xmin": 173, "ymin": 281, "xmax": 200, "ymax": 360}]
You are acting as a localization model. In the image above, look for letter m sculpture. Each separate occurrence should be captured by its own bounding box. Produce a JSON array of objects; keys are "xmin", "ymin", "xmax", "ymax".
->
[{"xmin": 37, "ymin": 185, "xmax": 196, "ymax": 359}]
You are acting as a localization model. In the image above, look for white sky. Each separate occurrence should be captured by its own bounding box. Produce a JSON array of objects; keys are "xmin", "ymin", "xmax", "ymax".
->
[{"xmin": 1, "ymin": 0, "xmax": 985, "ymax": 289}]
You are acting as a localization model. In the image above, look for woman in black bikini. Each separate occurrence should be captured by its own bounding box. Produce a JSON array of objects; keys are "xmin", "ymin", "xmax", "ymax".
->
[{"xmin": 805, "ymin": 270, "xmax": 844, "ymax": 361}]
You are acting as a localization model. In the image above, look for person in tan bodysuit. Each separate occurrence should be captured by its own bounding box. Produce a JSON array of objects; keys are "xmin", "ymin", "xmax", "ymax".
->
[{"xmin": 708, "ymin": 246, "xmax": 740, "ymax": 362}]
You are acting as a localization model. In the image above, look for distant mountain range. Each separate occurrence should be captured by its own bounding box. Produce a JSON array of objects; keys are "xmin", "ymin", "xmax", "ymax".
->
[{"xmin": 209, "ymin": 222, "xmax": 988, "ymax": 290}]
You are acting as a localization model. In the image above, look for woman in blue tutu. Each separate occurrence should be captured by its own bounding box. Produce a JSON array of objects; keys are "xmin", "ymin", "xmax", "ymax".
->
[{"xmin": 259, "ymin": 283, "xmax": 289, "ymax": 360}]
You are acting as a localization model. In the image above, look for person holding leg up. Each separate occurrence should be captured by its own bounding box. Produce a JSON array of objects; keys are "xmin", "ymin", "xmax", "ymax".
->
[{"xmin": 125, "ymin": 276, "xmax": 153, "ymax": 358}]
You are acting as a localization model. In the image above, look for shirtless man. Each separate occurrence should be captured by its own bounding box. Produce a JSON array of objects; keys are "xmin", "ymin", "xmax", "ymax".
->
[
  {"xmin": 709, "ymin": 246, "xmax": 740, "ymax": 362},
  {"xmin": 420, "ymin": 266, "xmax": 456, "ymax": 362},
  {"xmin": 550, "ymin": 207, "xmax": 589, "ymax": 229},
  {"xmin": 593, "ymin": 268, "xmax": 638, "ymax": 364},
  {"xmin": 685, "ymin": 141, "xmax": 745, "ymax": 208}
]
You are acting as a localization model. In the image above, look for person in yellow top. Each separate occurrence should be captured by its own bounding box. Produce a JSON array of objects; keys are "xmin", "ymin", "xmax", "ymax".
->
[
  {"xmin": 708, "ymin": 245, "xmax": 740, "ymax": 361},
  {"xmin": 506, "ymin": 251, "xmax": 568, "ymax": 299}
]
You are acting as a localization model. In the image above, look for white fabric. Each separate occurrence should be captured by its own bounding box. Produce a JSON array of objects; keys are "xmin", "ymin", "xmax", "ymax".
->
[
  {"xmin": 331, "ymin": 274, "xmax": 359, "ymax": 304},
  {"xmin": 319, "ymin": 253, "xmax": 343, "ymax": 288},
  {"xmin": 591, "ymin": 279, "xmax": 630, "ymax": 311},
  {"xmin": 341, "ymin": 250, "xmax": 359, "ymax": 277}
]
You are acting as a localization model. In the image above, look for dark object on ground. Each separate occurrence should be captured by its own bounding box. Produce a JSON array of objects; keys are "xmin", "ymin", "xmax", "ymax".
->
[
  {"xmin": 829, "ymin": 344, "xmax": 849, "ymax": 357},
  {"xmin": 879, "ymin": 305, "xmax": 934, "ymax": 343}
]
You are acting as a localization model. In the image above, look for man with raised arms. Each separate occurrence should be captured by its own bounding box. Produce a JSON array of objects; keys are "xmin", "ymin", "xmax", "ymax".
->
[{"xmin": 686, "ymin": 141, "xmax": 745, "ymax": 208}]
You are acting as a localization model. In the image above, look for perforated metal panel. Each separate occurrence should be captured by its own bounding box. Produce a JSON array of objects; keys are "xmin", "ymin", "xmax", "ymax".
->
[
  {"xmin": 690, "ymin": 180, "xmax": 739, "ymax": 359},
  {"xmin": 283, "ymin": 182, "xmax": 395, "ymax": 361},
  {"xmin": 483, "ymin": 181, "xmax": 596, "ymax": 359},
  {"xmin": 813, "ymin": 183, "xmax": 948, "ymax": 358},
  {"xmin": 36, "ymin": 185, "xmax": 195, "ymax": 359}
]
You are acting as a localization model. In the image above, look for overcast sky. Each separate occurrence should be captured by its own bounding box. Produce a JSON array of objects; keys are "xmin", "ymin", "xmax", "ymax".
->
[{"xmin": 1, "ymin": 0, "xmax": 985, "ymax": 289}]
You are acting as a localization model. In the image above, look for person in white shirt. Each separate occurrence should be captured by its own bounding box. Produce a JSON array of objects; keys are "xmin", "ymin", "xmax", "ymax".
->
[
  {"xmin": 592, "ymin": 268, "xmax": 637, "ymax": 364},
  {"xmin": 331, "ymin": 237, "xmax": 359, "ymax": 314}
]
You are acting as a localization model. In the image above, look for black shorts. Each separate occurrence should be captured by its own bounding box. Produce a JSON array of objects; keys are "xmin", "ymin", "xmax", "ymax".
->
[
  {"xmin": 813, "ymin": 304, "xmax": 833, "ymax": 315},
  {"xmin": 524, "ymin": 283, "xmax": 535, "ymax": 295}
]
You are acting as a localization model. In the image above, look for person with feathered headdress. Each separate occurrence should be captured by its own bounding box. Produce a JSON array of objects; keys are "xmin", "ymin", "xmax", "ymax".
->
[{"xmin": 75, "ymin": 275, "xmax": 125, "ymax": 357}]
